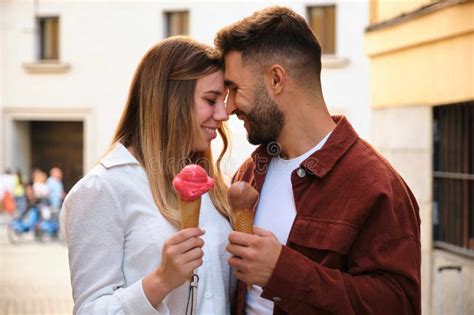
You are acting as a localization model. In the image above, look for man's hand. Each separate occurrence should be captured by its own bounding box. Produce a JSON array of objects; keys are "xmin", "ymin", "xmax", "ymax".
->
[{"xmin": 226, "ymin": 227, "xmax": 282, "ymax": 287}]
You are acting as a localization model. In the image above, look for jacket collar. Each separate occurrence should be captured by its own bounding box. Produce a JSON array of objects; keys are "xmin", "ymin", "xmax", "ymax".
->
[
  {"xmin": 250, "ymin": 116, "xmax": 359, "ymax": 179},
  {"xmin": 100, "ymin": 143, "xmax": 140, "ymax": 169}
]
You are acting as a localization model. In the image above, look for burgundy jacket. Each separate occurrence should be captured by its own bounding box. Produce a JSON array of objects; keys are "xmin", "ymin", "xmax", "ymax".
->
[{"xmin": 231, "ymin": 116, "xmax": 421, "ymax": 315}]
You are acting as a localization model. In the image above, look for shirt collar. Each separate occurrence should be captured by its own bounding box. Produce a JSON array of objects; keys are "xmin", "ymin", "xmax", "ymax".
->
[
  {"xmin": 302, "ymin": 116, "xmax": 359, "ymax": 177},
  {"xmin": 250, "ymin": 115, "xmax": 359, "ymax": 178},
  {"xmin": 100, "ymin": 143, "xmax": 140, "ymax": 169}
]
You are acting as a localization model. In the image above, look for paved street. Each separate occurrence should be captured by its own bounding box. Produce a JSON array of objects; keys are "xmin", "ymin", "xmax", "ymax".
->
[{"xmin": 0, "ymin": 214, "xmax": 74, "ymax": 315}]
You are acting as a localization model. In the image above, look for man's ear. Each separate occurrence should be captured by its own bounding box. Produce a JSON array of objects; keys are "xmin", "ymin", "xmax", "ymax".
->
[{"xmin": 265, "ymin": 64, "xmax": 286, "ymax": 96}]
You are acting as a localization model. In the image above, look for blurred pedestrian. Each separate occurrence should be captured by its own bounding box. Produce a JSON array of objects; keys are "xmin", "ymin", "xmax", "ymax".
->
[
  {"xmin": 1, "ymin": 168, "xmax": 16, "ymax": 214},
  {"xmin": 31, "ymin": 170, "xmax": 52, "ymax": 222},
  {"xmin": 13, "ymin": 169, "xmax": 27, "ymax": 216},
  {"xmin": 32, "ymin": 170, "xmax": 49, "ymax": 206},
  {"xmin": 47, "ymin": 167, "xmax": 65, "ymax": 211}
]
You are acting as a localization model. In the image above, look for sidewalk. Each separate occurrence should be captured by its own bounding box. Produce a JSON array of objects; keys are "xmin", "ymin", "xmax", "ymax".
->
[{"xmin": 0, "ymin": 214, "xmax": 73, "ymax": 315}]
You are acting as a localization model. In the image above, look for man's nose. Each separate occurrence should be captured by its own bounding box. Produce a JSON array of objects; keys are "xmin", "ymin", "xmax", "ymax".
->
[
  {"xmin": 225, "ymin": 96, "xmax": 236, "ymax": 115},
  {"xmin": 214, "ymin": 101, "xmax": 229, "ymax": 121}
]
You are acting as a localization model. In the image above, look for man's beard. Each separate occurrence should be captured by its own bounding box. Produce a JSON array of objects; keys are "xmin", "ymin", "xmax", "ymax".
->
[{"xmin": 244, "ymin": 83, "xmax": 285, "ymax": 145}]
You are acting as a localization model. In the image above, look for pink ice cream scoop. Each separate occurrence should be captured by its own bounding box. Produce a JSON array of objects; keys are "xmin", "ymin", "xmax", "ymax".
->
[{"xmin": 172, "ymin": 164, "xmax": 214, "ymax": 201}]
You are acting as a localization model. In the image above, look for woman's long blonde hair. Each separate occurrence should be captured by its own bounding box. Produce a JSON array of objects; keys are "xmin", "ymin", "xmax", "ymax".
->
[{"xmin": 112, "ymin": 36, "xmax": 230, "ymax": 227}]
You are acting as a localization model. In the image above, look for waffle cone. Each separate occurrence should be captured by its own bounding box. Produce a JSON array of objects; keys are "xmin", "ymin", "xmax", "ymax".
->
[
  {"xmin": 179, "ymin": 198, "xmax": 201, "ymax": 229},
  {"xmin": 233, "ymin": 209, "xmax": 254, "ymax": 234}
]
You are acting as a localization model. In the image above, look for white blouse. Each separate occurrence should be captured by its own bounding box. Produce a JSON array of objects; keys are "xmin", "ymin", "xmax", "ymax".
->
[{"xmin": 60, "ymin": 143, "xmax": 235, "ymax": 314}]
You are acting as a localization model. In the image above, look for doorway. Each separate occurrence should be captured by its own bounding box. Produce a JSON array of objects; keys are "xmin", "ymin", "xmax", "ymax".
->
[{"xmin": 29, "ymin": 120, "xmax": 83, "ymax": 192}]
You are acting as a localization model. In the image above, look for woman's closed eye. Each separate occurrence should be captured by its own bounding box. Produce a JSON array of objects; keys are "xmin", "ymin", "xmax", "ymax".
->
[{"xmin": 206, "ymin": 99, "xmax": 217, "ymax": 105}]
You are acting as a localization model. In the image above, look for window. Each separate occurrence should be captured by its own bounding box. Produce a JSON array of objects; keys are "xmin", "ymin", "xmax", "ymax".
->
[
  {"xmin": 307, "ymin": 5, "xmax": 336, "ymax": 55},
  {"xmin": 37, "ymin": 16, "xmax": 60, "ymax": 60},
  {"xmin": 433, "ymin": 102, "xmax": 474, "ymax": 252},
  {"xmin": 164, "ymin": 11, "xmax": 189, "ymax": 37}
]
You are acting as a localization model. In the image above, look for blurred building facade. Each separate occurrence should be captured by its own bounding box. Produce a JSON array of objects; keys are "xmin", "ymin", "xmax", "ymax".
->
[
  {"xmin": 0, "ymin": 0, "xmax": 370, "ymax": 190},
  {"xmin": 366, "ymin": 0, "xmax": 474, "ymax": 314}
]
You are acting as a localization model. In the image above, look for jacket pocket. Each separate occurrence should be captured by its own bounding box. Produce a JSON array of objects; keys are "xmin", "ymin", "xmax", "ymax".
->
[{"xmin": 288, "ymin": 217, "xmax": 359, "ymax": 255}]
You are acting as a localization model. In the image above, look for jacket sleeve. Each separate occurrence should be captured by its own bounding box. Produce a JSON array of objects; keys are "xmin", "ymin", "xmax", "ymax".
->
[
  {"xmin": 60, "ymin": 173, "xmax": 169, "ymax": 315},
  {"xmin": 260, "ymin": 189, "xmax": 421, "ymax": 315}
]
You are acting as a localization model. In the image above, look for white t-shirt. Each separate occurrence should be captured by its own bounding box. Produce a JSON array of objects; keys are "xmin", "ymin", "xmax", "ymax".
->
[{"xmin": 245, "ymin": 132, "xmax": 331, "ymax": 315}]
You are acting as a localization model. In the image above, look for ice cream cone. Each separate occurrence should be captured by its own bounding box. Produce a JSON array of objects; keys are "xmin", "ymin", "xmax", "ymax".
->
[
  {"xmin": 228, "ymin": 181, "xmax": 259, "ymax": 292},
  {"xmin": 232, "ymin": 208, "xmax": 254, "ymax": 234},
  {"xmin": 173, "ymin": 164, "xmax": 214, "ymax": 230},
  {"xmin": 173, "ymin": 164, "xmax": 214, "ymax": 286},
  {"xmin": 179, "ymin": 198, "xmax": 202, "ymax": 229},
  {"xmin": 233, "ymin": 208, "xmax": 256, "ymax": 292}
]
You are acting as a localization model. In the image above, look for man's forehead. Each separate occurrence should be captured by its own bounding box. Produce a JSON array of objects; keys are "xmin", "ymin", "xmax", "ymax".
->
[
  {"xmin": 225, "ymin": 50, "xmax": 243, "ymax": 64},
  {"xmin": 224, "ymin": 51, "xmax": 245, "ymax": 83}
]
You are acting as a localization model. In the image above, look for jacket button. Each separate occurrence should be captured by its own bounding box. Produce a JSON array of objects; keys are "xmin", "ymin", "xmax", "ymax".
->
[
  {"xmin": 273, "ymin": 296, "xmax": 282, "ymax": 302},
  {"xmin": 296, "ymin": 168, "xmax": 306, "ymax": 178}
]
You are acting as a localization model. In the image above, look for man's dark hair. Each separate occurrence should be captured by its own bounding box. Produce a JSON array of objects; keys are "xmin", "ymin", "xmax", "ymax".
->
[{"xmin": 215, "ymin": 6, "xmax": 322, "ymax": 84}]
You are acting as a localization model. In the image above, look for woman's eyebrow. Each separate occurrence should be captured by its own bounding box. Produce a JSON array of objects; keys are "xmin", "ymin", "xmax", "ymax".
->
[{"xmin": 203, "ymin": 90, "xmax": 222, "ymax": 96}]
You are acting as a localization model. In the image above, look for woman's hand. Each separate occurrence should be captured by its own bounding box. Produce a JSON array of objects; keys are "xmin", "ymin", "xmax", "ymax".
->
[
  {"xmin": 143, "ymin": 228, "xmax": 205, "ymax": 307},
  {"xmin": 157, "ymin": 227, "xmax": 205, "ymax": 289}
]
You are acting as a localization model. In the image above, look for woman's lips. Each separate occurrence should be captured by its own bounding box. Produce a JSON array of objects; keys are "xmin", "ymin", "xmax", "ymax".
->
[{"xmin": 202, "ymin": 126, "xmax": 217, "ymax": 140}]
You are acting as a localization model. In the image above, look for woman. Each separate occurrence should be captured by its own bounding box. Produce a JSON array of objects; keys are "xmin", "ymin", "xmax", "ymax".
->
[{"xmin": 61, "ymin": 36, "xmax": 234, "ymax": 314}]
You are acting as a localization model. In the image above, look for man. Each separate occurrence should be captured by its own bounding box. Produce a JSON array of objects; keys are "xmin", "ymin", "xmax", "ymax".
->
[{"xmin": 215, "ymin": 7, "xmax": 421, "ymax": 315}]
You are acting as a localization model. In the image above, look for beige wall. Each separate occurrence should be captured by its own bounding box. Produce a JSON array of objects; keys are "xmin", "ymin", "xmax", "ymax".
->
[
  {"xmin": 372, "ymin": 106, "xmax": 433, "ymax": 314},
  {"xmin": 371, "ymin": 0, "xmax": 432, "ymax": 24},
  {"xmin": 366, "ymin": 2, "xmax": 474, "ymax": 108},
  {"xmin": 432, "ymin": 250, "xmax": 474, "ymax": 314},
  {"xmin": 369, "ymin": 33, "xmax": 474, "ymax": 107}
]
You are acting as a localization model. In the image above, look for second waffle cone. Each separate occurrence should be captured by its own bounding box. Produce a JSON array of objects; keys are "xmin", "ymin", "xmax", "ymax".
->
[{"xmin": 233, "ymin": 209, "xmax": 254, "ymax": 234}]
